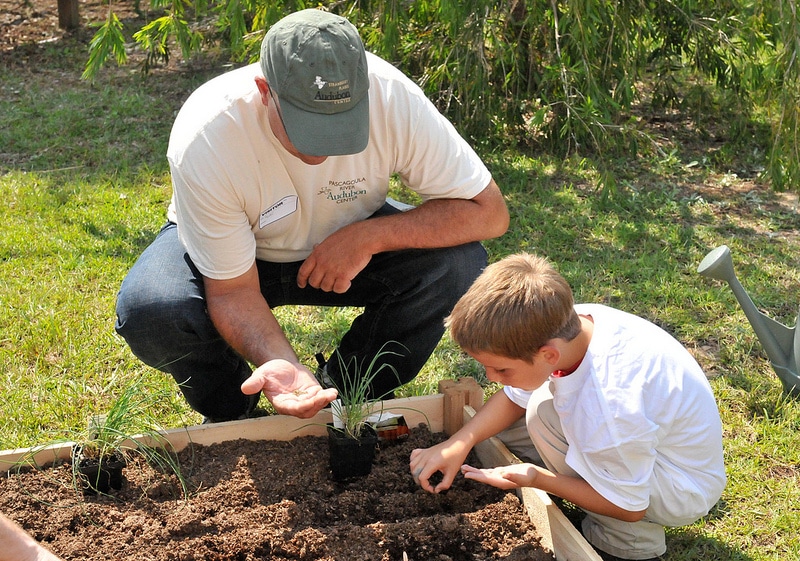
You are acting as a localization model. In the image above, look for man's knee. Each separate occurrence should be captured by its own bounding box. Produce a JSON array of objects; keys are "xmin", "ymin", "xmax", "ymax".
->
[
  {"xmin": 115, "ymin": 280, "xmax": 213, "ymax": 367},
  {"xmin": 433, "ymin": 241, "xmax": 488, "ymax": 296},
  {"xmin": 451, "ymin": 241, "xmax": 488, "ymax": 274}
]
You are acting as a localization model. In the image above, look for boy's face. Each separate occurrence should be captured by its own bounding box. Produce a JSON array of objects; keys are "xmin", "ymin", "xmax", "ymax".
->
[{"xmin": 466, "ymin": 349, "xmax": 553, "ymax": 391}]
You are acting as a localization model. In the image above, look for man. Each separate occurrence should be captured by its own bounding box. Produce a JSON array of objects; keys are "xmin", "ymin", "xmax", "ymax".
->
[{"xmin": 115, "ymin": 9, "xmax": 509, "ymax": 422}]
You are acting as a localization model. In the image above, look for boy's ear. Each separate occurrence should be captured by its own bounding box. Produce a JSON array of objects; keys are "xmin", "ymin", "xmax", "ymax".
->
[{"xmin": 538, "ymin": 344, "xmax": 561, "ymax": 366}]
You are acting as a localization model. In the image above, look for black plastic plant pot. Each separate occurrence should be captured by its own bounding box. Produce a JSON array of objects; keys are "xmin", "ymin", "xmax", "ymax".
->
[
  {"xmin": 74, "ymin": 447, "xmax": 126, "ymax": 495},
  {"xmin": 327, "ymin": 424, "xmax": 378, "ymax": 481}
]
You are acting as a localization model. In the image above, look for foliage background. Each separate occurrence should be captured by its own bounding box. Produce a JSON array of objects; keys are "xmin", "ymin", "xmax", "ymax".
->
[{"xmin": 85, "ymin": 0, "xmax": 800, "ymax": 190}]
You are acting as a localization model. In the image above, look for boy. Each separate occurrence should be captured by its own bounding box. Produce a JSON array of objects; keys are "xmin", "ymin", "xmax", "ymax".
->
[{"xmin": 409, "ymin": 253, "xmax": 726, "ymax": 561}]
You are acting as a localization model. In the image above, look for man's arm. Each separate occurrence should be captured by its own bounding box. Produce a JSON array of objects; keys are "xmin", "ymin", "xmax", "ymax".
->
[
  {"xmin": 0, "ymin": 513, "xmax": 62, "ymax": 561},
  {"xmin": 204, "ymin": 263, "xmax": 295, "ymax": 366},
  {"xmin": 204, "ymin": 264, "xmax": 338, "ymax": 418},
  {"xmin": 298, "ymin": 179, "xmax": 509, "ymax": 293}
]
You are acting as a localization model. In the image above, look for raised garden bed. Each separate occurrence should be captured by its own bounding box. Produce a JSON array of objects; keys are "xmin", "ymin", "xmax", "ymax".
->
[{"xmin": 1, "ymin": 379, "xmax": 600, "ymax": 560}]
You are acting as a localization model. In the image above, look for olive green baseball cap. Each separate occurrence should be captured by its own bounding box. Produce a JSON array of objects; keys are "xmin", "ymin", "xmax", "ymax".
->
[{"xmin": 260, "ymin": 9, "xmax": 370, "ymax": 157}]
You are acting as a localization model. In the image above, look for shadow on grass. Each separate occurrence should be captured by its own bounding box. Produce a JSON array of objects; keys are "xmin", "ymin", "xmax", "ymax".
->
[{"xmin": 0, "ymin": 18, "xmax": 226, "ymax": 177}]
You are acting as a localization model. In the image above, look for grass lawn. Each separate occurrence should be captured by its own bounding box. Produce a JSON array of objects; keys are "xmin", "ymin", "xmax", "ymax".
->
[{"xmin": 2, "ymin": 17, "xmax": 800, "ymax": 561}]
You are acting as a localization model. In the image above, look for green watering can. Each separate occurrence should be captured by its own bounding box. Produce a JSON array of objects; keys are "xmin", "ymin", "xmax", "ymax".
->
[{"xmin": 698, "ymin": 245, "xmax": 800, "ymax": 398}]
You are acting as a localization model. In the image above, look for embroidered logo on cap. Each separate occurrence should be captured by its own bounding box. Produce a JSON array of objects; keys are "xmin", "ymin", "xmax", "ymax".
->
[
  {"xmin": 313, "ymin": 76, "xmax": 327, "ymax": 89},
  {"xmin": 314, "ymin": 79, "xmax": 353, "ymax": 105}
]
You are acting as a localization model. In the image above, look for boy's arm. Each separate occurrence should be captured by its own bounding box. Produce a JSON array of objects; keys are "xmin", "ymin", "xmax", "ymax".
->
[
  {"xmin": 461, "ymin": 463, "xmax": 647, "ymax": 522},
  {"xmin": 0, "ymin": 513, "xmax": 63, "ymax": 561},
  {"xmin": 410, "ymin": 390, "xmax": 524, "ymax": 493}
]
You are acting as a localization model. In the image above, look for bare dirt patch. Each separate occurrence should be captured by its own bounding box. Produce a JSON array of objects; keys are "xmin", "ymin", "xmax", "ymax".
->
[
  {"xmin": 0, "ymin": 0, "xmax": 137, "ymax": 51},
  {"xmin": 0, "ymin": 0, "xmax": 64, "ymax": 49}
]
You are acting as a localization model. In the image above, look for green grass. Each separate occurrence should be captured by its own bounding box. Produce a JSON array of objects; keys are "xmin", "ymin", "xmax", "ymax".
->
[{"xmin": 3, "ymin": 37, "xmax": 800, "ymax": 561}]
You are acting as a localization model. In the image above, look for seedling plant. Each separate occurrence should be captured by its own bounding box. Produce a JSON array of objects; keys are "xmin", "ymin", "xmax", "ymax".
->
[
  {"xmin": 328, "ymin": 342, "xmax": 406, "ymax": 440},
  {"xmin": 16, "ymin": 376, "xmax": 189, "ymax": 498}
]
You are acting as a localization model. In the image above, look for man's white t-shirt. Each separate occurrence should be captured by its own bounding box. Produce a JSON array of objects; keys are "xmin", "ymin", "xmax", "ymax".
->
[
  {"xmin": 505, "ymin": 303, "xmax": 726, "ymax": 525},
  {"xmin": 166, "ymin": 53, "xmax": 492, "ymax": 279}
]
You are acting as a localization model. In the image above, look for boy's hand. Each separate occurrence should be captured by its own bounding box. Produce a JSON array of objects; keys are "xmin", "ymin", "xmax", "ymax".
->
[
  {"xmin": 241, "ymin": 359, "xmax": 338, "ymax": 418},
  {"xmin": 460, "ymin": 463, "xmax": 540, "ymax": 490},
  {"xmin": 409, "ymin": 439, "xmax": 471, "ymax": 493}
]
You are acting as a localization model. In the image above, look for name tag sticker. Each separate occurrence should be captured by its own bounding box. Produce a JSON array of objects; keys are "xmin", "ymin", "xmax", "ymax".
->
[{"xmin": 259, "ymin": 195, "xmax": 298, "ymax": 229}]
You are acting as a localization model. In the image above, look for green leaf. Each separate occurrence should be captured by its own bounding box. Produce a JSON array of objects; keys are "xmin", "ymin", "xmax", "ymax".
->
[{"xmin": 82, "ymin": 12, "xmax": 127, "ymax": 81}]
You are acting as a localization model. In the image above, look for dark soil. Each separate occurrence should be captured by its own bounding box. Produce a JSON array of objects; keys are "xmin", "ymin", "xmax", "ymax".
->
[{"xmin": 1, "ymin": 427, "xmax": 554, "ymax": 561}]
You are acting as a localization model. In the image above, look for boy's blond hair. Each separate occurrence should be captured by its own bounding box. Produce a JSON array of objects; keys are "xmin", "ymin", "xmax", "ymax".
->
[{"xmin": 445, "ymin": 253, "xmax": 581, "ymax": 361}]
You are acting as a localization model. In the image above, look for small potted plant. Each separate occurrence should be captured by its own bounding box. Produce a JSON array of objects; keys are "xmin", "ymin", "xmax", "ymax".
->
[
  {"xmin": 72, "ymin": 414, "xmax": 128, "ymax": 494},
  {"xmin": 325, "ymin": 343, "xmax": 404, "ymax": 481},
  {"xmin": 18, "ymin": 377, "xmax": 188, "ymax": 497}
]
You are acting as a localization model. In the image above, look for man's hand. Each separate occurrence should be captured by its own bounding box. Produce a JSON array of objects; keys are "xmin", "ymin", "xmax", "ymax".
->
[
  {"xmin": 409, "ymin": 438, "xmax": 471, "ymax": 494},
  {"xmin": 297, "ymin": 229, "xmax": 373, "ymax": 293},
  {"xmin": 460, "ymin": 463, "xmax": 541, "ymax": 490},
  {"xmin": 241, "ymin": 359, "xmax": 338, "ymax": 418},
  {"xmin": 297, "ymin": 180, "xmax": 509, "ymax": 294}
]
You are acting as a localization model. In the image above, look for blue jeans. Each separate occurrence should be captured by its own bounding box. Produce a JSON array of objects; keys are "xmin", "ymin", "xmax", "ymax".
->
[{"xmin": 115, "ymin": 206, "xmax": 487, "ymax": 420}]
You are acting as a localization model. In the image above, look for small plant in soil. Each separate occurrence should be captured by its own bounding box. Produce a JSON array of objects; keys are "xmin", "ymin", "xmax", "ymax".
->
[
  {"xmin": 16, "ymin": 376, "xmax": 188, "ymax": 497},
  {"xmin": 326, "ymin": 342, "xmax": 405, "ymax": 480}
]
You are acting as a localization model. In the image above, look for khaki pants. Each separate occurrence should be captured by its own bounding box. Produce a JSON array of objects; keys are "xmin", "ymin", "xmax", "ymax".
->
[
  {"xmin": 496, "ymin": 416, "xmax": 544, "ymax": 466},
  {"xmin": 503, "ymin": 384, "xmax": 667, "ymax": 560}
]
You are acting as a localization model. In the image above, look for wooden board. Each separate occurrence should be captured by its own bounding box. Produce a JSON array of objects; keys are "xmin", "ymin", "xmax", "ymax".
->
[{"xmin": 0, "ymin": 394, "xmax": 444, "ymax": 471}]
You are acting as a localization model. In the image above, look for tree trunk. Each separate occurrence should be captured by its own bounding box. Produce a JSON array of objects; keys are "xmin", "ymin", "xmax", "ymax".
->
[{"xmin": 57, "ymin": 0, "xmax": 80, "ymax": 29}]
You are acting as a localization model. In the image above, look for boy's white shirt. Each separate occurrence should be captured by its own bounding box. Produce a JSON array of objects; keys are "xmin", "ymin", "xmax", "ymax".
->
[
  {"xmin": 166, "ymin": 53, "xmax": 491, "ymax": 280},
  {"xmin": 504, "ymin": 303, "xmax": 726, "ymax": 525}
]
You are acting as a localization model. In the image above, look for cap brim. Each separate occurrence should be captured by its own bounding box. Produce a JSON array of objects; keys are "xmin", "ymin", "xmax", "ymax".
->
[{"xmin": 280, "ymin": 94, "xmax": 369, "ymax": 157}]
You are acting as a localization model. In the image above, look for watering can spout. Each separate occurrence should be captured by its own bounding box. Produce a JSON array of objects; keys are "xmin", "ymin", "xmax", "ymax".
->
[
  {"xmin": 697, "ymin": 245, "xmax": 735, "ymax": 282},
  {"xmin": 698, "ymin": 245, "xmax": 800, "ymax": 397}
]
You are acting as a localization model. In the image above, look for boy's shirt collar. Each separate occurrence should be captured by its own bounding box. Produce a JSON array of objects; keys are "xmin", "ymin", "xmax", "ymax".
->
[{"xmin": 552, "ymin": 356, "xmax": 584, "ymax": 378}]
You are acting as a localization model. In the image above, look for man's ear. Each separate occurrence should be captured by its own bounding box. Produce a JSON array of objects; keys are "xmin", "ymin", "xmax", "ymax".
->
[{"xmin": 254, "ymin": 76, "xmax": 270, "ymax": 106}]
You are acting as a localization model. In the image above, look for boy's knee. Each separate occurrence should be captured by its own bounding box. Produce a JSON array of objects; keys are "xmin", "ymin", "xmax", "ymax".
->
[{"xmin": 582, "ymin": 515, "xmax": 666, "ymax": 560}]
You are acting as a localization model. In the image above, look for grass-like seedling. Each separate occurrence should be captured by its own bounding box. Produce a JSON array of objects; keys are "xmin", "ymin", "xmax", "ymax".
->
[
  {"xmin": 328, "ymin": 342, "xmax": 405, "ymax": 440},
  {"xmin": 16, "ymin": 377, "xmax": 189, "ymax": 497}
]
